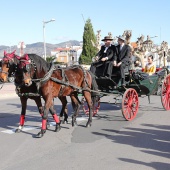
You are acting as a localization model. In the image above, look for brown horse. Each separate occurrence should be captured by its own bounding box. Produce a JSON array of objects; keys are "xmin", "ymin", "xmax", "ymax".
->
[
  {"xmin": 0, "ymin": 51, "xmax": 67, "ymax": 133},
  {"xmin": 20, "ymin": 54, "xmax": 95, "ymax": 138}
]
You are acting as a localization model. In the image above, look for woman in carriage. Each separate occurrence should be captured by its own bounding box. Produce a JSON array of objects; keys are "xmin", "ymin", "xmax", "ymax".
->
[{"xmin": 143, "ymin": 55, "xmax": 156, "ymax": 75}]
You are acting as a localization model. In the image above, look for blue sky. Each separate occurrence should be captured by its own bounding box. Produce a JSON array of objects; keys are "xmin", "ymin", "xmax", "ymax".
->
[{"xmin": 0, "ymin": 0, "xmax": 169, "ymax": 46}]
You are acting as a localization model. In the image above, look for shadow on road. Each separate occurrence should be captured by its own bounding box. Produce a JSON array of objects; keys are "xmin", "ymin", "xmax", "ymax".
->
[{"xmin": 92, "ymin": 123, "xmax": 170, "ymax": 169}]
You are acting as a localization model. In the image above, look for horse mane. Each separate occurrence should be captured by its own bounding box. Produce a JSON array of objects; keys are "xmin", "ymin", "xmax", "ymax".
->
[{"xmin": 28, "ymin": 54, "xmax": 51, "ymax": 73}]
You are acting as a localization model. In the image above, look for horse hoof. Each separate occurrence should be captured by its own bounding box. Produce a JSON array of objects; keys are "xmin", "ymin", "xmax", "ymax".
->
[
  {"xmin": 72, "ymin": 121, "xmax": 77, "ymax": 127},
  {"xmin": 86, "ymin": 122, "xmax": 92, "ymax": 128},
  {"xmin": 55, "ymin": 124, "xmax": 61, "ymax": 132},
  {"xmin": 63, "ymin": 120, "xmax": 68, "ymax": 124},
  {"xmin": 36, "ymin": 130, "xmax": 46, "ymax": 138},
  {"xmin": 15, "ymin": 126, "xmax": 23, "ymax": 133},
  {"xmin": 15, "ymin": 129, "xmax": 22, "ymax": 133},
  {"xmin": 72, "ymin": 121, "xmax": 74, "ymax": 127},
  {"xmin": 62, "ymin": 119, "xmax": 68, "ymax": 124}
]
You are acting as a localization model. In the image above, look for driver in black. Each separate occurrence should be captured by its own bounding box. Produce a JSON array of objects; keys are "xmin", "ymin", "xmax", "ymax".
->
[{"xmin": 90, "ymin": 36, "xmax": 116, "ymax": 77}]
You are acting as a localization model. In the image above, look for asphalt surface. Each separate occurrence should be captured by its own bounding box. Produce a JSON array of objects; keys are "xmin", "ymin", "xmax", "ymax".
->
[{"xmin": 0, "ymin": 83, "xmax": 169, "ymax": 170}]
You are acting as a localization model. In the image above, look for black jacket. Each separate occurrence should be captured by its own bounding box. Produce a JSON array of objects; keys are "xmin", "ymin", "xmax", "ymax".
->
[
  {"xmin": 114, "ymin": 44, "xmax": 131, "ymax": 63},
  {"xmin": 97, "ymin": 44, "xmax": 116, "ymax": 61}
]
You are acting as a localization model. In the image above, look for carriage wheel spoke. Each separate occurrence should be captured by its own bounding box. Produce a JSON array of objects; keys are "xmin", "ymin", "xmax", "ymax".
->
[{"xmin": 122, "ymin": 88, "xmax": 138, "ymax": 121}]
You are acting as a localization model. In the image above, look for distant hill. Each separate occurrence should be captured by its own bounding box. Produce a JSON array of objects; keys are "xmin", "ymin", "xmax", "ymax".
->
[{"xmin": 0, "ymin": 40, "xmax": 81, "ymax": 58}]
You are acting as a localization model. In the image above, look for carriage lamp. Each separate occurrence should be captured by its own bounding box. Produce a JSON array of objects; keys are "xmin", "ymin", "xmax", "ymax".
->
[{"xmin": 43, "ymin": 18, "xmax": 55, "ymax": 61}]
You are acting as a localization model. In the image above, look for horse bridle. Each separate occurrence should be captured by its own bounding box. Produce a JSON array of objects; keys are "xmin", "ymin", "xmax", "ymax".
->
[
  {"xmin": 21, "ymin": 57, "xmax": 55, "ymax": 85},
  {"xmin": 20, "ymin": 58, "xmax": 37, "ymax": 81}
]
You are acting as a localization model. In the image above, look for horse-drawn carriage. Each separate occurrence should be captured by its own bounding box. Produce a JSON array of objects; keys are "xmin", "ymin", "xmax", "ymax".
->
[
  {"xmin": 0, "ymin": 51, "xmax": 170, "ymax": 138},
  {"xmin": 82, "ymin": 62, "xmax": 170, "ymax": 120}
]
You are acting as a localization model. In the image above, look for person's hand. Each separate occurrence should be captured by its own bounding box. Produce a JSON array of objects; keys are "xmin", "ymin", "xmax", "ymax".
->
[
  {"xmin": 101, "ymin": 57, "xmax": 107, "ymax": 61},
  {"xmin": 95, "ymin": 56, "xmax": 99, "ymax": 61},
  {"xmin": 112, "ymin": 61, "xmax": 117, "ymax": 66},
  {"xmin": 117, "ymin": 62, "xmax": 122, "ymax": 67}
]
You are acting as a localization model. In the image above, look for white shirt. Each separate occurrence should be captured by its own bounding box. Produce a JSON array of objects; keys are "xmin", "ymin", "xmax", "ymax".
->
[
  {"xmin": 104, "ymin": 44, "xmax": 111, "ymax": 53},
  {"xmin": 120, "ymin": 43, "xmax": 124, "ymax": 51}
]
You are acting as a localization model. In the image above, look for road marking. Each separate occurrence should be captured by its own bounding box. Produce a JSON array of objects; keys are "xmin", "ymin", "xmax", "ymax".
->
[
  {"xmin": 1, "ymin": 126, "xmax": 40, "ymax": 134},
  {"xmin": 1, "ymin": 116, "xmax": 97, "ymax": 134}
]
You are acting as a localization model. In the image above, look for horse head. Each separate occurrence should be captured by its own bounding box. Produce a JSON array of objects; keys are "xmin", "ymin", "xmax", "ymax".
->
[
  {"xmin": 20, "ymin": 54, "xmax": 52, "ymax": 87},
  {"xmin": 0, "ymin": 50, "xmax": 19, "ymax": 82},
  {"xmin": 18, "ymin": 54, "xmax": 34, "ymax": 86}
]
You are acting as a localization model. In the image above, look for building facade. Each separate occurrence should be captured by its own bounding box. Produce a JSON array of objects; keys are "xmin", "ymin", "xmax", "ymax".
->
[{"xmin": 51, "ymin": 45, "xmax": 82, "ymax": 65}]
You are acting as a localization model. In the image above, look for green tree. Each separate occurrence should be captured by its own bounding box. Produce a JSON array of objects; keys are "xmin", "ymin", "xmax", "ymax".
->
[
  {"xmin": 79, "ymin": 18, "xmax": 97, "ymax": 64},
  {"xmin": 46, "ymin": 56, "xmax": 56, "ymax": 63}
]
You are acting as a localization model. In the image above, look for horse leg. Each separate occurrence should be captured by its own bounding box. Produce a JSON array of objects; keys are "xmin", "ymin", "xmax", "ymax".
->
[
  {"xmin": 49, "ymin": 104, "xmax": 61, "ymax": 132},
  {"xmin": 59, "ymin": 96, "xmax": 68, "ymax": 124},
  {"xmin": 83, "ymin": 91, "xmax": 93, "ymax": 127},
  {"xmin": 34, "ymin": 97, "xmax": 50, "ymax": 129},
  {"xmin": 36, "ymin": 107, "xmax": 48, "ymax": 138},
  {"xmin": 15, "ymin": 97, "xmax": 27, "ymax": 133},
  {"xmin": 71, "ymin": 94, "xmax": 81, "ymax": 127},
  {"xmin": 36, "ymin": 97, "xmax": 60, "ymax": 138},
  {"xmin": 36, "ymin": 98, "xmax": 50, "ymax": 138}
]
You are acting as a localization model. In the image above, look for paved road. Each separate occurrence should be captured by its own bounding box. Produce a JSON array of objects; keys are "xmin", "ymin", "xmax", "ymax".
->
[{"xmin": 0, "ymin": 83, "xmax": 169, "ymax": 170}]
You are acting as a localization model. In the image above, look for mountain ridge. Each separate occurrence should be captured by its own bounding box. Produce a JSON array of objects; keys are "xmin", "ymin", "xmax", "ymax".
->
[{"xmin": 0, "ymin": 40, "xmax": 81, "ymax": 58}]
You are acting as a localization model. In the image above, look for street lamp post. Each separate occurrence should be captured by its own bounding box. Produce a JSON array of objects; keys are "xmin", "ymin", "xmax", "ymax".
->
[{"xmin": 43, "ymin": 18, "xmax": 55, "ymax": 61}]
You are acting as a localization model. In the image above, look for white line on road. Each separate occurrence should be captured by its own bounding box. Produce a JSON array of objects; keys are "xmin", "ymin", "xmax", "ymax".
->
[{"xmin": 1, "ymin": 116, "xmax": 97, "ymax": 134}]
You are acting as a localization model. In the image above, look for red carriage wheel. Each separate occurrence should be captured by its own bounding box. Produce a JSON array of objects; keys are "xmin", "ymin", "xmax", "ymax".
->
[
  {"xmin": 161, "ymin": 74, "xmax": 170, "ymax": 110},
  {"xmin": 122, "ymin": 88, "xmax": 139, "ymax": 121},
  {"xmin": 81, "ymin": 97, "xmax": 100, "ymax": 116}
]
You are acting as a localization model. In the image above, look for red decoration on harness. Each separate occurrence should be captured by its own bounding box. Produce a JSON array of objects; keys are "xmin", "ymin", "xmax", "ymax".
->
[
  {"xmin": 19, "ymin": 54, "xmax": 30, "ymax": 68},
  {"xmin": 3, "ymin": 50, "xmax": 18, "ymax": 61},
  {"xmin": 20, "ymin": 115, "xmax": 25, "ymax": 126}
]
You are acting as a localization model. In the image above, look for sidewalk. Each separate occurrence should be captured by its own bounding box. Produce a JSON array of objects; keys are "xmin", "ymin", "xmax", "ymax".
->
[{"xmin": 0, "ymin": 83, "xmax": 18, "ymax": 99}]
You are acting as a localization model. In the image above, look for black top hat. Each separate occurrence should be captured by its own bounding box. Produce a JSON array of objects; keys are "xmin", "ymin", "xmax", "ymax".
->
[{"xmin": 101, "ymin": 36, "xmax": 113, "ymax": 41}]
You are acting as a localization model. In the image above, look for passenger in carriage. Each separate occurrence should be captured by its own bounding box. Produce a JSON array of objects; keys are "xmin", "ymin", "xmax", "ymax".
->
[
  {"xmin": 106, "ymin": 35, "xmax": 131, "ymax": 86},
  {"xmin": 90, "ymin": 36, "xmax": 116, "ymax": 77},
  {"xmin": 134, "ymin": 60, "xmax": 142, "ymax": 71},
  {"xmin": 143, "ymin": 55, "xmax": 156, "ymax": 75}
]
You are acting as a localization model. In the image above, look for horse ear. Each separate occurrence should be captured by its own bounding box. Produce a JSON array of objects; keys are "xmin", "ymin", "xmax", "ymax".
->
[{"xmin": 4, "ymin": 50, "xmax": 7, "ymax": 56}]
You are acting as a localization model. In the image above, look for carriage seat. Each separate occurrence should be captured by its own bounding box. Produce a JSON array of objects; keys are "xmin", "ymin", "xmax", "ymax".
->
[
  {"xmin": 111, "ymin": 61, "xmax": 131, "ymax": 77},
  {"xmin": 154, "ymin": 68, "xmax": 166, "ymax": 77}
]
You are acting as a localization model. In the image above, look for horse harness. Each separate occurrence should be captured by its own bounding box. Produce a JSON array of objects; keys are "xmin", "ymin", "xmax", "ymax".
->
[
  {"xmin": 50, "ymin": 65, "xmax": 91, "ymax": 96},
  {"xmin": 24, "ymin": 58, "xmax": 91, "ymax": 95}
]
